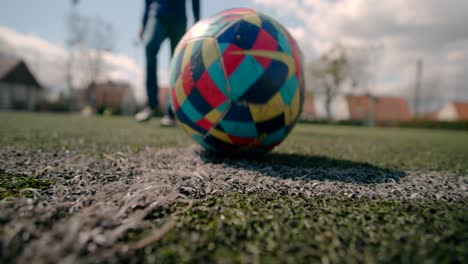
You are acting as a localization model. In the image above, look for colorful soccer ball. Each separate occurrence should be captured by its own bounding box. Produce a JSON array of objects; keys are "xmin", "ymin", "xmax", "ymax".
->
[{"xmin": 169, "ymin": 8, "xmax": 305, "ymax": 154}]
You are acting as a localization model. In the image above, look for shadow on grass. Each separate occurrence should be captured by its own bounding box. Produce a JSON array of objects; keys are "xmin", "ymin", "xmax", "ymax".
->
[{"xmin": 198, "ymin": 150, "xmax": 406, "ymax": 184}]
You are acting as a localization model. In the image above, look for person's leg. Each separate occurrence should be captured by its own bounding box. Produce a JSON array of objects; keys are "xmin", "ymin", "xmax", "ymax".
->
[
  {"xmin": 165, "ymin": 20, "xmax": 187, "ymax": 119},
  {"xmin": 145, "ymin": 18, "xmax": 168, "ymax": 110},
  {"xmin": 136, "ymin": 18, "xmax": 169, "ymax": 122}
]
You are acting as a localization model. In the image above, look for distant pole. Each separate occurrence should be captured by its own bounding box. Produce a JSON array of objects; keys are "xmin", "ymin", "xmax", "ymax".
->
[
  {"xmin": 414, "ymin": 59, "xmax": 423, "ymax": 118},
  {"xmin": 67, "ymin": 0, "xmax": 80, "ymax": 105}
]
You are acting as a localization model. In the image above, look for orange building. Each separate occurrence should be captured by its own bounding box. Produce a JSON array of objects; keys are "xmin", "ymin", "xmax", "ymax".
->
[
  {"xmin": 346, "ymin": 94, "xmax": 412, "ymax": 124},
  {"xmin": 302, "ymin": 92, "xmax": 316, "ymax": 119},
  {"xmin": 75, "ymin": 81, "xmax": 137, "ymax": 115}
]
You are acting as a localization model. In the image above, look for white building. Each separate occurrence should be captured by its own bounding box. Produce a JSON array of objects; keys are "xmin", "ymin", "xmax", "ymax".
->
[
  {"xmin": 437, "ymin": 102, "xmax": 468, "ymax": 121},
  {"xmin": 0, "ymin": 56, "xmax": 44, "ymax": 111}
]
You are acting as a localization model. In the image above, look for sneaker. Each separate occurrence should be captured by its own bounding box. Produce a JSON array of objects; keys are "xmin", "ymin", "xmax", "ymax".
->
[
  {"xmin": 160, "ymin": 115, "xmax": 177, "ymax": 127},
  {"xmin": 135, "ymin": 107, "xmax": 156, "ymax": 122}
]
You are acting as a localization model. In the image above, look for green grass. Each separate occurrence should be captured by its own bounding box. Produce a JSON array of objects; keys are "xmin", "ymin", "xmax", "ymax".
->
[
  {"xmin": 0, "ymin": 112, "xmax": 192, "ymax": 154},
  {"xmin": 1, "ymin": 112, "xmax": 467, "ymax": 173},
  {"xmin": 128, "ymin": 193, "xmax": 467, "ymax": 263},
  {"xmin": 0, "ymin": 172, "xmax": 52, "ymax": 199},
  {"xmin": 1, "ymin": 112, "xmax": 467, "ymax": 262},
  {"xmin": 277, "ymin": 124, "xmax": 468, "ymax": 174}
]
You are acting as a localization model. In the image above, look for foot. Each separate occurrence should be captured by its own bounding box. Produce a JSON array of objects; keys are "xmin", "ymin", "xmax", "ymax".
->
[
  {"xmin": 160, "ymin": 115, "xmax": 177, "ymax": 127},
  {"xmin": 135, "ymin": 107, "xmax": 156, "ymax": 122}
]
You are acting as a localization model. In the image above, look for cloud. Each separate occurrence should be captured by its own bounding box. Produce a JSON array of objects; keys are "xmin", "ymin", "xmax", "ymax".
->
[
  {"xmin": 253, "ymin": 0, "xmax": 468, "ymax": 116},
  {"xmin": 286, "ymin": 26, "xmax": 306, "ymax": 45},
  {"xmin": 0, "ymin": 25, "xmax": 147, "ymax": 103},
  {"xmin": 0, "ymin": 26, "xmax": 68, "ymax": 90},
  {"xmin": 0, "ymin": 26, "xmax": 67, "ymax": 59}
]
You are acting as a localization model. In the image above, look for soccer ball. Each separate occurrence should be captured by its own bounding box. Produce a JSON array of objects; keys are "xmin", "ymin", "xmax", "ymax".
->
[{"xmin": 169, "ymin": 8, "xmax": 304, "ymax": 154}]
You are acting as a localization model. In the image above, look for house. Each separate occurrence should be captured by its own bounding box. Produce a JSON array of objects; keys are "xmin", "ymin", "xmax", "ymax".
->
[
  {"xmin": 159, "ymin": 86, "xmax": 171, "ymax": 111},
  {"xmin": 301, "ymin": 91, "xmax": 316, "ymax": 119},
  {"xmin": 76, "ymin": 81, "xmax": 137, "ymax": 115},
  {"xmin": 0, "ymin": 56, "xmax": 44, "ymax": 111},
  {"xmin": 345, "ymin": 94, "xmax": 412, "ymax": 124},
  {"xmin": 419, "ymin": 112, "xmax": 437, "ymax": 121},
  {"xmin": 437, "ymin": 101, "xmax": 468, "ymax": 121}
]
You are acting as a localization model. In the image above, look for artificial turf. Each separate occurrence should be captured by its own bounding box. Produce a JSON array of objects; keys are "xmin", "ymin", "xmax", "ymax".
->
[
  {"xmin": 1, "ymin": 112, "xmax": 467, "ymax": 173},
  {"xmin": 0, "ymin": 112, "xmax": 467, "ymax": 263},
  {"xmin": 128, "ymin": 193, "xmax": 467, "ymax": 264},
  {"xmin": 0, "ymin": 172, "xmax": 52, "ymax": 199}
]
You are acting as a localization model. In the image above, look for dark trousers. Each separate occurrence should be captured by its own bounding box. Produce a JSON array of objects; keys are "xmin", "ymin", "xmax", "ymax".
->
[{"xmin": 145, "ymin": 16, "xmax": 186, "ymax": 117}]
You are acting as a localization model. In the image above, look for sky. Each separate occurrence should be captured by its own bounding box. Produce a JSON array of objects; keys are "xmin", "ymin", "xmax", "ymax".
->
[
  {"xmin": 0, "ymin": 0, "xmax": 253, "ymax": 67},
  {"xmin": 0, "ymin": 0, "xmax": 467, "ymax": 117}
]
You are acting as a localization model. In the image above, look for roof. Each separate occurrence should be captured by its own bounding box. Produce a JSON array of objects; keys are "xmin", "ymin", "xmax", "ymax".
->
[
  {"xmin": 453, "ymin": 101, "xmax": 468, "ymax": 120},
  {"xmin": 159, "ymin": 86, "xmax": 170, "ymax": 109},
  {"xmin": 346, "ymin": 95, "xmax": 370, "ymax": 120},
  {"xmin": 302, "ymin": 92, "xmax": 316, "ymax": 116},
  {"xmin": 0, "ymin": 56, "xmax": 21, "ymax": 80},
  {"xmin": 0, "ymin": 56, "xmax": 42, "ymax": 88},
  {"xmin": 346, "ymin": 94, "xmax": 412, "ymax": 122}
]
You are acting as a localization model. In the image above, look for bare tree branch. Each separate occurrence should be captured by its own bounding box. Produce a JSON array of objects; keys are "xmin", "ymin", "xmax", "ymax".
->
[
  {"xmin": 66, "ymin": 9, "xmax": 115, "ymax": 93},
  {"xmin": 308, "ymin": 43, "xmax": 383, "ymax": 120}
]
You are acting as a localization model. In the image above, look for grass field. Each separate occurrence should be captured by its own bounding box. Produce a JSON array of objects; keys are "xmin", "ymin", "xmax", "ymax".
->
[{"xmin": 1, "ymin": 112, "xmax": 467, "ymax": 263}]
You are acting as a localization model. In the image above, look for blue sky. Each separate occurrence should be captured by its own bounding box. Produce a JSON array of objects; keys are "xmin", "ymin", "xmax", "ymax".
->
[{"xmin": 0, "ymin": 0, "xmax": 274, "ymax": 66}]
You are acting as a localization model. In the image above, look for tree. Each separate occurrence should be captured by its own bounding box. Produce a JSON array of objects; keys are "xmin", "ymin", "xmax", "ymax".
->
[
  {"xmin": 309, "ymin": 44, "xmax": 349, "ymax": 120},
  {"xmin": 65, "ymin": 6, "xmax": 85, "ymax": 93},
  {"xmin": 66, "ymin": 15, "xmax": 115, "ymax": 89},
  {"xmin": 65, "ymin": 2, "xmax": 115, "ymax": 96},
  {"xmin": 309, "ymin": 43, "xmax": 383, "ymax": 120}
]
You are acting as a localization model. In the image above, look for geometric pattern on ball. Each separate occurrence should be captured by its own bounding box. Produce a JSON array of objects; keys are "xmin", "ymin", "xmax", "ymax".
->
[{"xmin": 169, "ymin": 8, "xmax": 305, "ymax": 154}]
